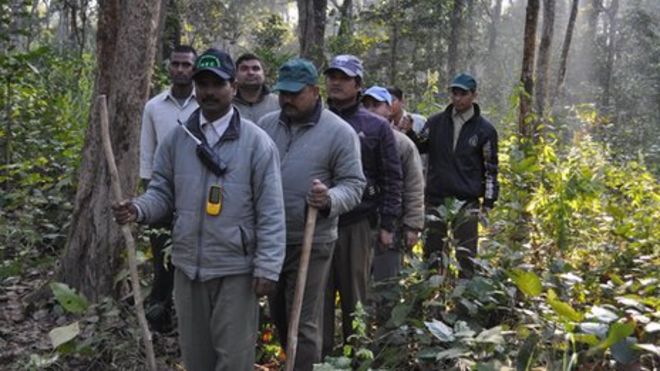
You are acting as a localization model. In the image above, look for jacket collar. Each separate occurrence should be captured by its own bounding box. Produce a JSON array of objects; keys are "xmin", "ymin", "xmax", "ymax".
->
[
  {"xmin": 327, "ymin": 97, "xmax": 361, "ymax": 118},
  {"xmin": 233, "ymin": 85, "xmax": 272, "ymax": 105},
  {"xmin": 185, "ymin": 107, "xmax": 242, "ymax": 143}
]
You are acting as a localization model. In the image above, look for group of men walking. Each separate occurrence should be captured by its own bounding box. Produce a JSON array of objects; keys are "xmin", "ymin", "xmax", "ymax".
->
[{"xmin": 112, "ymin": 45, "xmax": 499, "ymax": 371}]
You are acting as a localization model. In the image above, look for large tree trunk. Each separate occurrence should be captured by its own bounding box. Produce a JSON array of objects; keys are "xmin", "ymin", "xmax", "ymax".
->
[
  {"xmin": 534, "ymin": 0, "xmax": 555, "ymax": 119},
  {"xmin": 388, "ymin": 0, "xmax": 399, "ymax": 85},
  {"xmin": 551, "ymin": 0, "xmax": 579, "ymax": 108},
  {"xmin": 59, "ymin": 0, "xmax": 162, "ymax": 302},
  {"xmin": 447, "ymin": 0, "xmax": 464, "ymax": 80},
  {"xmin": 519, "ymin": 0, "xmax": 540, "ymax": 140},
  {"xmin": 297, "ymin": 0, "xmax": 327, "ymax": 68}
]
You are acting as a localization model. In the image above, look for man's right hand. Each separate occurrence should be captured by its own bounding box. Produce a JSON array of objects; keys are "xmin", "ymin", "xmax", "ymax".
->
[{"xmin": 112, "ymin": 200, "xmax": 138, "ymax": 224}]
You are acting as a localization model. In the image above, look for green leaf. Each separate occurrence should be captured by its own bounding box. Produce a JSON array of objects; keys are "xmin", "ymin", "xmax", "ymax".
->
[
  {"xmin": 571, "ymin": 333, "xmax": 600, "ymax": 346},
  {"xmin": 516, "ymin": 333, "xmax": 539, "ymax": 371},
  {"xmin": 434, "ymin": 347, "xmax": 468, "ymax": 360},
  {"xmin": 547, "ymin": 289, "xmax": 583, "ymax": 322},
  {"xmin": 588, "ymin": 321, "xmax": 636, "ymax": 355},
  {"xmin": 508, "ymin": 269, "xmax": 543, "ymax": 297},
  {"xmin": 50, "ymin": 282, "xmax": 88, "ymax": 315},
  {"xmin": 474, "ymin": 326, "xmax": 505, "ymax": 344},
  {"xmin": 389, "ymin": 303, "xmax": 412, "ymax": 327},
  {"xmin": 49, "ymin": 321, "xmax": 80, "ymax": 349},
  {"xmin": 424, "ymin": 319, "xmax": 455, "ymax": 342}
]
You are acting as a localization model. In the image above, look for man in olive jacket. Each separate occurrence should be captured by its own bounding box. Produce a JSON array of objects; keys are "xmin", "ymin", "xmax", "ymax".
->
[
  {"xmin": 258, "ymin": 58, "xmax": 365, "ymax": 371},
  {"xmin": 113, "ymin": 48, "xmax": 285, "ymax": 371}
]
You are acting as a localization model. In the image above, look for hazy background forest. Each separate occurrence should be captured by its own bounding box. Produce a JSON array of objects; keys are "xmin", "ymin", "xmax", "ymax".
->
[{"xmin": 0, "ymin": 0, "xmax": 658, "ymax": 370}]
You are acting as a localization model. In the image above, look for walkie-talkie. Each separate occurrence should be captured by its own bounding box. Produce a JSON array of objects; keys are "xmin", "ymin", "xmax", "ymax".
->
[{"xmin": 207, "ymin": 185, "xmax": 223, "ymax": 216}]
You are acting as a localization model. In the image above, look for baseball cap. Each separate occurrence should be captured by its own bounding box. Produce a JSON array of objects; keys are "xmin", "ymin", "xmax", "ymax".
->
[
  {"xmin": 450, "ymin": 73, "xmax": 477, "ymax": 91},
  {"xmin": 193, "ymin": 48, "xmax": 235, "ymax": 80},
  {"xmin": 363, "ymin": 86, "xmax": 392, "ymax": 105},
  {"xmin": 324, "ymin": 54, "xmax": 364, "ymax": 78},
  {"xmin": 272, "ymin": 58, "xmax": 319, "ymax": 93}
]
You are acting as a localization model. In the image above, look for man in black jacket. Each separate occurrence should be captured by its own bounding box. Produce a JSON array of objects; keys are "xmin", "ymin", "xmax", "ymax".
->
[
  {"xmin": 322, "ymin": 54, "xmax": 402, "ymax": 356},
  {"xmin": 406, "ymin": 73, "xmax": 498, "ymax": 278}
]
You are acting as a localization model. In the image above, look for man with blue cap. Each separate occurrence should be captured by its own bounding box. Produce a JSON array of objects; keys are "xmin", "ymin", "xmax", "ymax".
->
[
  {"xmin": 258, "ymin": 58, "xmax": 365, "ymax": 370},
  {"xmin": 322, "ymin": 55, "xmax": 402, "ymax": 357},
  {"xmin": 112, "ymin": 48, "xmax": 286, "ymax": 371},
  {"xmin": 404, "ymin": 73, "xmax": 499, "ymax": 278},
  {"xmin": 362, "ymin": 86, "xmax": 424, "ymax": 280}
]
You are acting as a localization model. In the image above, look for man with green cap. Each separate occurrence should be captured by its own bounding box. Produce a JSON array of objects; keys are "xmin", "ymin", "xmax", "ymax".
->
[
  {"xmin": 404, "ymin": 73, "xmax": 499, "ymax": 278},
  {"xmin": 258, "ymin": 58, "xmax": 365, "ymax": 370},
  {"xmin": 112, "ymin": 48, "xmax": 286, "ymax": 371}
]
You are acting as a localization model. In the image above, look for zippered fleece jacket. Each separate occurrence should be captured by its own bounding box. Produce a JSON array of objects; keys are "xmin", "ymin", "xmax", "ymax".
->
[
  {"xmin": 329, "ymin": 102, "xmax": 402, "ymax": 232},
  {"xmin": 412, "ymin": 103, "xmax": 499, "ymax": 208},
  {"xmin": 134, "ymin": 108, "xmax": 286, "ymax": 282},
  {"xmin": 257, "ymin": 101, "xmax": 366, "ymax": 245}
]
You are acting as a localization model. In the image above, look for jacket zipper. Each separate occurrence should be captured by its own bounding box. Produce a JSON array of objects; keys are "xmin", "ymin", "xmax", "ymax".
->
[{"xmin": 195, "ymin": 158, "xmax": 211, "ymax": 279}]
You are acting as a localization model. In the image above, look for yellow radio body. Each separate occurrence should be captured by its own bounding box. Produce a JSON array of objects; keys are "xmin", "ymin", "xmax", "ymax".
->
[{"xmin": 206, "ymin": 185, "xmax": 222, "ymax": 216}]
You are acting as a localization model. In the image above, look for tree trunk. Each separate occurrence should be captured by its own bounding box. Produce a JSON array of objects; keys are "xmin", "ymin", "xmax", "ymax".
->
[
  {"xmin": 59, "ymin": 0, "xmax": 162, "ymax": 302},
  {"xmin": 337, "ymin": 0, "xmax": 353, "ymax": 38},
  {"xmin": 487, "ymin": 0, "xmax": 503, "ymax": 59},
  {"xmin": 534, "ymin": 0, "xmax": 555, "ymax": 119},
  {"xmin": 447, "ymin": 0, "xmax": 464, "ymax": 80},
  {"xmin": 551, "ymin": 0, "xmax": 579, "ymax": 108},
  {"xmin": 519, "ymin": 0, "xmax": 540, "ymax": 140},
  {"xmin": 297, "ymin": 0, "xmax": 327, "ymax": 68},
  {"xmin": 388, "ymin": 0, "xmax": 399, "ymax": 85},
  {"xmin": 600, "ymin": 0, "xmax": 619, "ymax": 111}
]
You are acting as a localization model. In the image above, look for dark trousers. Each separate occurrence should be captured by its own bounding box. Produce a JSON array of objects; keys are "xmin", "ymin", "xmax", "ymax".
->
[
  {"xmin": 148, "ymin": 220, "xmax": 174, "ymax": 304},
  {"xmin": 269, "ymin": 242, "xmax": 335, "ymax": 371},
  {"xmin": 424, "ymin": 201, "xmax": 479, "ymax": 278},
  {"xmin": 322, "ymin": 218, "xmax": 373, "ymax": 357}
]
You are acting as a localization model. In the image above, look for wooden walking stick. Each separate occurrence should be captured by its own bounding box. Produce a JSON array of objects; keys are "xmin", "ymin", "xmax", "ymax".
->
[
  {"xmin": 98, "ymin": 95, "xmax": 157, "ymax": 371},
  {"xmin": 285, "ymin": 207, "xmax": 318, "ymax": 371}
]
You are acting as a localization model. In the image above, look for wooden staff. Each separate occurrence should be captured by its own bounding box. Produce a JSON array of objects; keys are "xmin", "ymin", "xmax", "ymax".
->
[
  {"xmin": 98, "ymin": 95, "xmax": 156, "ymax": 371},
  {"xmin": 285, "ymin": 207, "xmax": 318, "ymax": 371}
]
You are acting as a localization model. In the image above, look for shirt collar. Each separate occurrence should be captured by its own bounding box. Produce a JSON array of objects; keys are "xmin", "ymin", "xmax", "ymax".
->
[
  {"xmin": 199, "ymin": 107, "xmax": 234, "ymax": 132},
  {"xmin": 452, "ymin": 104, "xmax": 475, "ymax": 123},
  {"xmin": 164, "ymin": 86, "xmax": 196, "ymax": 106}
]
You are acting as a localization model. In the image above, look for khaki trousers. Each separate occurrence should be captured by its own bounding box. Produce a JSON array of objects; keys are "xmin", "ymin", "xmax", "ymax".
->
[
  {"xmin": 322, "ymin": 218, "xmax": 373, "ymax": 357},
  {"xmin": 174, "ymin": 270, "xmax": 257, "ymax": 371},
  {"xmin": 269, "ymin": 242, "xmax": 335, "ymax": 371}
]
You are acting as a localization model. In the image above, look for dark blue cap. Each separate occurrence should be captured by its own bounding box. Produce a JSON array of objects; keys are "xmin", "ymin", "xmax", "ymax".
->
[
  {"xmin": 450, "ymin": 73, "xmax": 477, "ymax": 91},
  {"xmin": 193, "ymin": 48, "xmax": 235, "ymax": 80},
  {"xmin": 324, "ymin": 54, "xmax": 364, "ymax": 78}
]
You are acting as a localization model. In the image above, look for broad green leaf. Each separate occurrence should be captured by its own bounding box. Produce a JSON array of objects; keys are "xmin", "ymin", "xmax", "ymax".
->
[
  {"xmin": 434, "ymin": 347, "xmax": 468, "ymax": 360},
  {"xmin": 389, "ymin": 303, "xmax": 412, "ymax": 327},
  {"xmin": 424, "ymin": 319, "xmax": 455, "ymax": 342},
  {"xmin": 50, "ymin": 282, "xmax": 88, "ymax": 315},
  {"xmin": 49, "ymin": 321, "xmax": 80, "ymax": 349},
  {"xmin": 588, "ymin": 321, "xmax": 636, "ymax": 354},
  {"xmin": 508, "ymin": 269, "xmax": 542, "ymax": 297},
  {"xmin": 547, "ymin": 289, "xmax": 583, "ymax": 322},
  {"xmin": 571, "ymin": 333, "xmax": 600, "ymax": 346},
  {"xmin": 474, "ymin": 326, "xmax": 504, "ymax": 344}
]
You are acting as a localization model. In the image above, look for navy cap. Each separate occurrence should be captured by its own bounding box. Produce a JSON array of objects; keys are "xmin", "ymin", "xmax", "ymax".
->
[
  {"xmin": 273, "ymin": 58, "xmax": 319, "ymax": 93},
  {"xmin": 193, "ymin": 48, "xmax": 235, "ymax": 80},
  {"xmin": 363, "ymin": 86, "xmax": 392, "ymax": 105},
  {"xmin": 450, "ymin": 73, "xmax": 477, "ymax": 91},
  {"xmin": 324, "ymin": 54, "xmax": 364, "ymax": 78}
]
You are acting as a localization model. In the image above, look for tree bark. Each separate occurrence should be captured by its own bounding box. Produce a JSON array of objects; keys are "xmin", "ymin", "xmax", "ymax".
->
[
  {"xmin": 487, "ymin": 0, "xmax": 503, "ymax": 59},
  {"xmin": 59, "ymin": 0, "xmax": 162, "ymax": 302},
  {"xmin": 600, "ymin": 0, "xmax": 619, "ymax": 111},
  {"xmin": 519, "ymin": 0, "xmax": 540, "ymax": 140},
  {"xmin": 534, "ymin": 0, "xmax": 555, "ymax": 119},
  {"xmin": 447, "ymin": 0, "xmax": 464, "ymax": 80},
  {"xmin": 297, "ymin": 0, "xmax": 327, "ymax": 68},
  {"xmin": 551, "ymin": 0, "xmax": 579, "ymax": 108}
]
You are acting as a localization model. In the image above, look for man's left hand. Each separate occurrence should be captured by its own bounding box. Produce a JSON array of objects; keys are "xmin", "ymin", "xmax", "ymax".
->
[
  {"xmin": 378, "ymin": 229, "xmax": 394, "ymax": 248},
  {"xmin": 253, "ymin": 277, "xmax": 277, "ymax": 297}
]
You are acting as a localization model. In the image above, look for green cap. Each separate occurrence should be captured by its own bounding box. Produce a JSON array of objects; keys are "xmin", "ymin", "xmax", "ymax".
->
[{"xmin": 273, "ymin": 58, "xmax": 318, "ymax": 93}]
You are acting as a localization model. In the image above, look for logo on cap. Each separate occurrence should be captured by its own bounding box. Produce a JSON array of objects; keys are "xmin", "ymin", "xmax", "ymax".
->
[{"xmin": 196, "ymin": 55, "xmax": 222, "ymax": 69}]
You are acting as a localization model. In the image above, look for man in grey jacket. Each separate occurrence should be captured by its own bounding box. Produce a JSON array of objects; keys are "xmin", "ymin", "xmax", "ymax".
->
[
  {"xmin": 258, "ymin": 58, "xmax": 365, "ymax": 370},
  {"xmin": 113, "ymin": 48, "xmax": 285, "ymax": 371}
]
